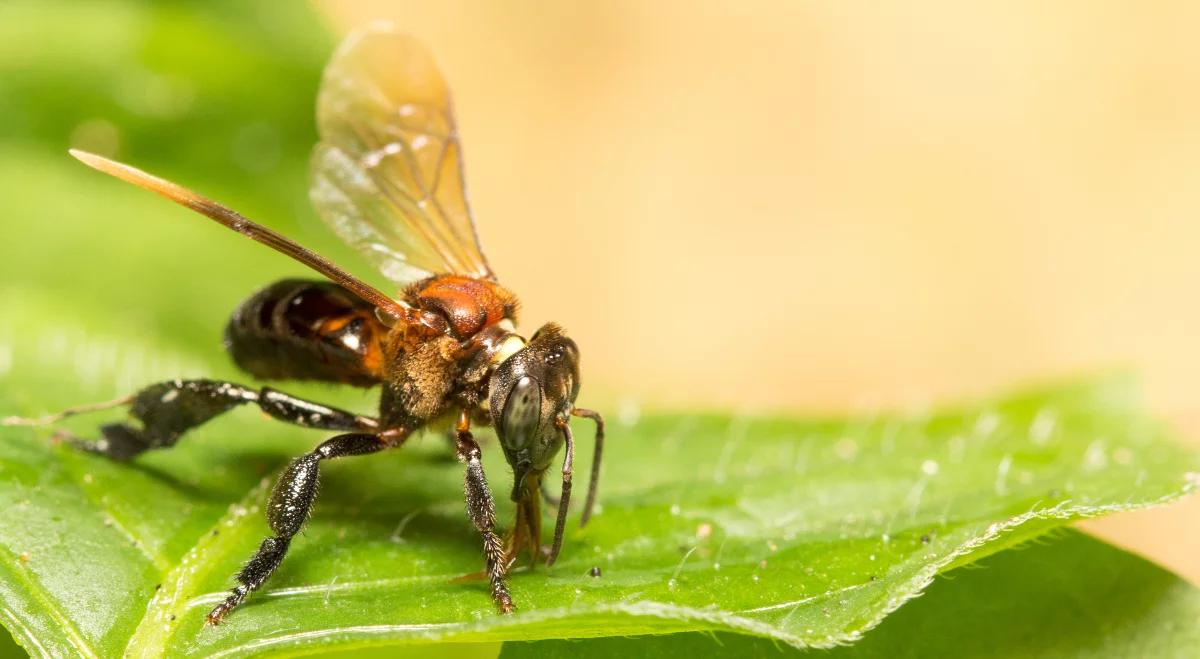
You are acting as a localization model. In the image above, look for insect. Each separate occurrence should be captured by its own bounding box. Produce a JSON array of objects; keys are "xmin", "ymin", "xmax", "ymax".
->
[{"xmin": 11, "ymin": 24, "xmax": 604, "ymax": 623}]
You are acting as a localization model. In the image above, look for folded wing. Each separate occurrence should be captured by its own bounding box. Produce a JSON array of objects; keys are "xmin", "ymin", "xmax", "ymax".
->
[{"xmin": 311, "ymin": 25, "xmax": 494, "ymax": 285}]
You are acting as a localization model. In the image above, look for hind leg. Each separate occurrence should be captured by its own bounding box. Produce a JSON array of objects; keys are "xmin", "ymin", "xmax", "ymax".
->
[
  {"xmin": 206, "ymin": 428, "xmax": 409, "ymax": 623},
  {"xmin": 15, "ymin": 379, "xmax": 378, "ymax": 460}
]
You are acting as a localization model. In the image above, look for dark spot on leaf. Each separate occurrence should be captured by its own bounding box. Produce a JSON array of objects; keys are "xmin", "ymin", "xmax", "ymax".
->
[{"xmin": 920, "ymin": 534, "xmax": 931, "ymax": 544}]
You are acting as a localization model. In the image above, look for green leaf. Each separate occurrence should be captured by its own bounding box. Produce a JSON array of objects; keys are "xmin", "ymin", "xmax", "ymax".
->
[
  {"xmin": 499, "ymin": 529, "xmax": 1200, "ymax": 659},
  {"xmin": 2, "ymin": 1, "xmax": 1198, "ymax": 657},
  {"xmin": 2, "ymin": 301, "xmax": 1197, "ymax": 657}
]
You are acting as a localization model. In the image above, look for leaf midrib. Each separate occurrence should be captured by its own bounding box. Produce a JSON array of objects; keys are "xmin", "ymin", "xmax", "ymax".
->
[{"xmin": 123, "ymin": 477, "xmax": 273, "ymax": 658}]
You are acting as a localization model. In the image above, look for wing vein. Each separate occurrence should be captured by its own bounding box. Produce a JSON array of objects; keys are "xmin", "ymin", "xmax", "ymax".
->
[{"xmin": 310, "ymin": 26, "xmax": 494, "ymax": 284}]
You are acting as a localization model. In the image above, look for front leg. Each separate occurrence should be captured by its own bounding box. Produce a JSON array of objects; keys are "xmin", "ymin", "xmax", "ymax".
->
[{"xmin": 455, "ymin": 412, "xmax": 514, "ymax": 613}]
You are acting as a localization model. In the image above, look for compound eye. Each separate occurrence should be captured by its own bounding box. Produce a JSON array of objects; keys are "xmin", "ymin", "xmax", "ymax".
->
[{"xmin": 500, "ymin": 376, "xmax": 541, "ymax": 450}]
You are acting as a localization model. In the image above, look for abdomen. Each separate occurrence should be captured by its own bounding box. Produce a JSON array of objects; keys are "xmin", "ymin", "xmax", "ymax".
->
[{"xmin": 225, "ymin": 279, "xmax": 386, "ymax": 386}]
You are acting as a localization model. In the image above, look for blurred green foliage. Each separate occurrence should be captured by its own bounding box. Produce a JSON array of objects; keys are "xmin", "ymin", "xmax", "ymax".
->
[{"xmin": 0, "ymin": 0, "xmax": 386, "ymax": 352}]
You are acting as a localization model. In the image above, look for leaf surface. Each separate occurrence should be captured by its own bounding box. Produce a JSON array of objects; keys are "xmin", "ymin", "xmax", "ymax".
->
[
  {"xmin": 2, "ymin": 311, "xmax": 1197, "ymax": 657},
  {"xmin": 500, "ymin": 529, "xmax": 1200, "ymax": 659}
]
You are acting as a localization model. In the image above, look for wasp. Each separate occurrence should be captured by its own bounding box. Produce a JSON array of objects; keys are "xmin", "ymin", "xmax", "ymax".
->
[{"xmin": 9, "ymin": 25, "xmax": 604, "ymax": 623}]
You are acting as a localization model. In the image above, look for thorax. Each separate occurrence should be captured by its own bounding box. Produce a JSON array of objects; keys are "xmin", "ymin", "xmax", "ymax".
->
[
  {"xmin": 377, "ymin": 275, "xmax": 524, "ymax": 428},
  {"xmin": 406, "ymin": 274, "xmax": 518, "ymax": 339}
]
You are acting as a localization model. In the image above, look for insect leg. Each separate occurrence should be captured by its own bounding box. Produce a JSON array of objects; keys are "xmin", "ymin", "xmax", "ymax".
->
[
  {"xmin": 455, "ymin": 413, "xmax": 514, "ymax": 613},
  {"xmin": 255, "ymin": 386, "xmax": 378, "ymax": 431},
  {"xmin": 206, "ymin": 429, "xmax": 405, "ymax": 624},
  {"xmin": 43, "ymin": 379, "xmax": 376, "ymax": 460},
  {"xmin": 571, "ymin": 407, "xmax": 605, "ymax": 526},
  {"xmin": 545, "ymin": 418, "xmax": 574, "ymax": 567}
]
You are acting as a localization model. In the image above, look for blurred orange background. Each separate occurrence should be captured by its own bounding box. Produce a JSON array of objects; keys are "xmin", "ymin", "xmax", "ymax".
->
[{"xmin": 318, "ymin": 2, "xmax": 1199, "ymax": 581}]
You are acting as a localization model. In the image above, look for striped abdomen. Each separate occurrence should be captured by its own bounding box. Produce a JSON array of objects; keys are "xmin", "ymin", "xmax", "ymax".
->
[{"xmin": 225, "ymin": 279, "xmax": 386, "ymax": 386}]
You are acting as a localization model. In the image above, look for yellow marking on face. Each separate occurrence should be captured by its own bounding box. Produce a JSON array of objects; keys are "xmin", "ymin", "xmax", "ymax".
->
[{"xmin": 492, "ymin": 334, "xmax": 526, "ymax": 366}]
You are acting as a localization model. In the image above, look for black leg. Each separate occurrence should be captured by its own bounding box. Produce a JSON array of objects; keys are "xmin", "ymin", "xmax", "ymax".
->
[
  {"xmin": 546, "ymin": 418, "xmax": 574, "ymax": 567},
  {"xmin": 206, "ymin": 431, "xmax": 400, "ymax": 624},
  {"xmin": 455, "ymin": 415, "xmax": 514, "ymax": 613},
  {"xmin": 571, "ymin": 407, "xmax": 605, "ymax": 526},
  {"xmin": 57, "ymin": 379, "xmax": 377, "ymax": 460}
]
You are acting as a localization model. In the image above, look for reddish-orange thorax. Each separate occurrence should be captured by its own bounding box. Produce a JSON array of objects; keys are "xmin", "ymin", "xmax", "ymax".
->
[{"xmin": 405, "ymin": 274, "xmax": 518, "ymax": 339}]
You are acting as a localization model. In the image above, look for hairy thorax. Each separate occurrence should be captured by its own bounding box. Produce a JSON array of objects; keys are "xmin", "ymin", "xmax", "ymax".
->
[{"xmin": 379, "ymin": 275, "xmax": 521, "ymax": 428}]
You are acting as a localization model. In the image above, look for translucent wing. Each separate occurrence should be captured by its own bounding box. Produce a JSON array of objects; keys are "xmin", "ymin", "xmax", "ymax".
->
[{"xmin": 311, "ymin": 24, "xmax": 494, "ymax": 285}]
